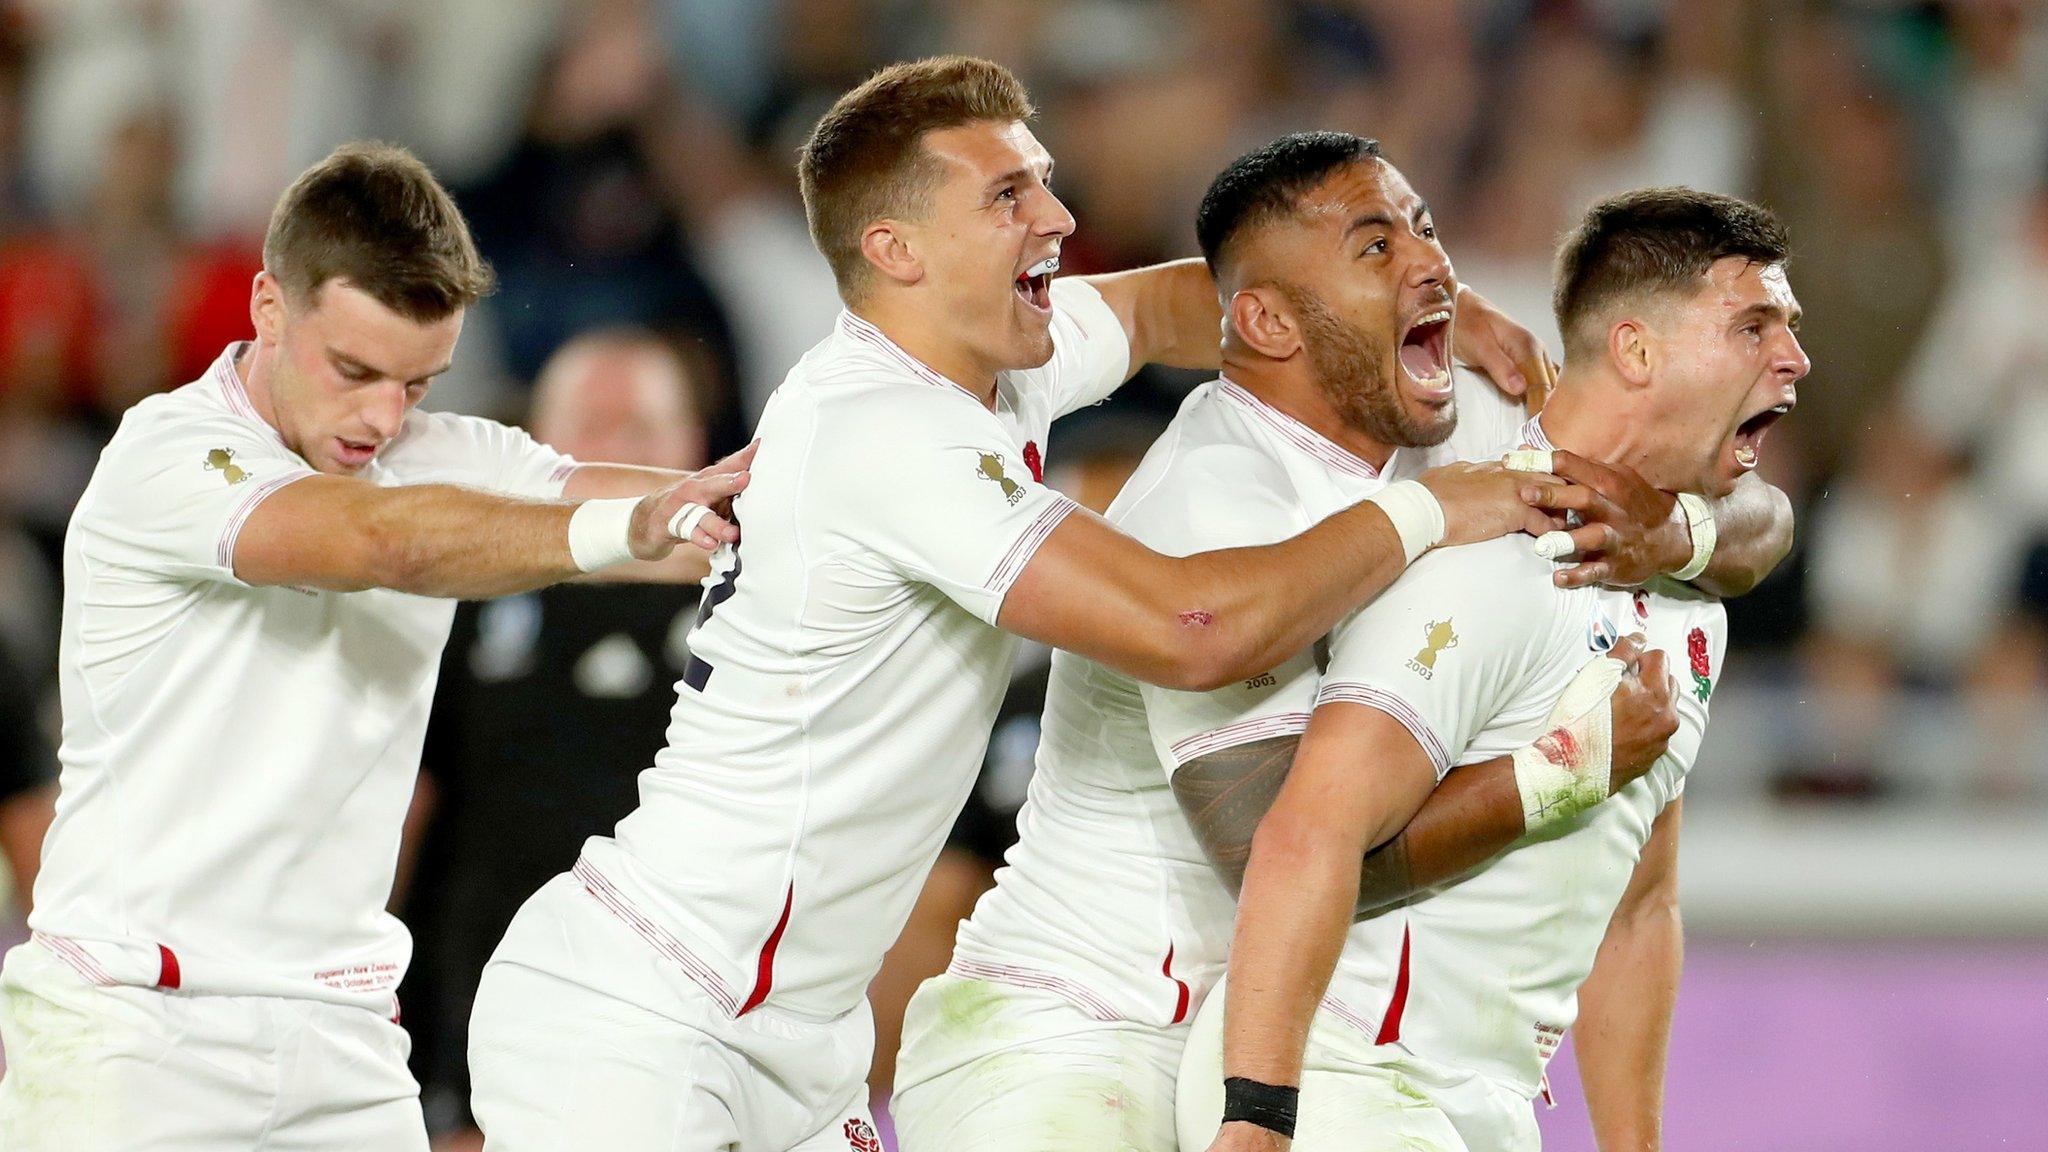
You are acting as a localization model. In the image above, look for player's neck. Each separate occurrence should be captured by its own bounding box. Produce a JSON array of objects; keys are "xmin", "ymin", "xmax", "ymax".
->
[
  {"xmin": 848, "ymin": 298, "xmax": 1001, "ymax": 409},
  {"xmin": 235, "ymin": 338, "xmax": 285, "ymax": 432},
  {"xmin": 1536, "ymin": 366, "xmax": 1677, "ymax": 488},
  {"xmin": 1220, "ymin": 359, "xmax": 1396, "ymax": 472}
]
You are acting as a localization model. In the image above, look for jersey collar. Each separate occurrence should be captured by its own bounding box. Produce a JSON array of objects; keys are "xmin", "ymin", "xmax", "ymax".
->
[
  {"xmin": 1216, "ymin": 376, "xmax": 1383, "ymax": 480},
  {"xmin": 211, "ymin": 342, "xmax": 294, "ymax": 452}
]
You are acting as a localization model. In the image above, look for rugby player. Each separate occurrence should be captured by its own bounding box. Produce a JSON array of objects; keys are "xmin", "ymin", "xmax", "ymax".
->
[
  {"xmin": 0, "ymin": 142, "xmax": 750, "ymax": 1151},
  {"xmin": 892, "ymin": 136, "xmax": 1794, "ymax": 1151},
  {"xmin": 1182, "ymin": 187, "xmax": 1804, "ymax": 1152},
  {"xmin": 466, "ymin": 58, "xmax": 1575, "ymax": 1152}
]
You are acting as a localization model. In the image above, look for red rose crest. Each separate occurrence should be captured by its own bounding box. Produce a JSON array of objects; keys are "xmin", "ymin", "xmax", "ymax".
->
[
  {"xmin": 1686, "ymin": 627, "xmax": 1713, "ymax": 701},
  {"xmin": 844, "ymin": 1117, "xmax": 883, "ymax": 1152},
  {"xmin": 1023, "ymin": 441, "xmax": 1044, "ymax": 483}
]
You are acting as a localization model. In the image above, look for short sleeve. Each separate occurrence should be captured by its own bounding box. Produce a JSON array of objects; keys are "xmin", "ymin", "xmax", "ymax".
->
[
  {"xmin": 823, "ymin": 389, "xmax": 1079, "ymax": 625},
  {"xmin": 1119, "ymin": 439, "xmax": 1320, "ymax": 774},
  {"xmin": 1314, "ymin": 540, "xmax": 1566, "ymax": 779},
  {"xmin": 393, "ymin": 411, "xmax": 579, "ymax": 499},
  {"xmin": 1033, "ymin": 278, "xmax": 1133, "ymax": 418},
  {"xmin": 79, "ymin": 411, "xmax": 317, "ymax": 586}
]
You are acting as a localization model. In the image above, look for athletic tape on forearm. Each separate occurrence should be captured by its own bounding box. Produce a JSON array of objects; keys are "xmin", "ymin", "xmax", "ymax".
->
[
  {"xmin": 1670, "ymin": 492, "xmax": 1717, "ymax": 582},
  {"xmin": 1365, "ymin": 480, "xmax": 1445, "ymax": 566},
  {"xmin": 1511, "ymin": 654, "xmax": 1624, "ymax": 831},
  {"xmin": 566, "ymin": 498, "xmax": 640, "ymax": 572},
  {"xmin": 1221, "ymin": 1077, "xmax": 1299, "ymax": 1140}
]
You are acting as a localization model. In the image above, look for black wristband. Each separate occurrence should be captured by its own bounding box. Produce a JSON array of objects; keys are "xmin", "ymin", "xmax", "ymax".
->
[{"xmin": 1221, "ymin": 1076, "xmax": 1299, "ymax": 1140}]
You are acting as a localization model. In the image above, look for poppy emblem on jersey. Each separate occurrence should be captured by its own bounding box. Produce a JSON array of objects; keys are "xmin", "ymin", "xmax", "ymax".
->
[
  {"xmin": 1023, "ymin": 440, "xmax": 1044, "ymax": 483},
  {"xmin": 1687, "ymin": 626, "xmax": 1713, "ymax": 701},
  {"xmin": 843, "ymin": 1118, "xmax": 882, "ymax": 1152},
  {"xmin": 203, "ymin": 447, "xmax": 250, "ymax": 485},
  {"xmin": 1407, "ymin": 618, "xmax": 1458, "ymax": 679},
  {"xmin": 976, "ymin": 451, "xmax": 1025, "ymax": 505}
]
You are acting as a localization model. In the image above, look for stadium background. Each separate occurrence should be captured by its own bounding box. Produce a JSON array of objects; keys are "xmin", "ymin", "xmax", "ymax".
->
[{"xmin": 0, "ymin": 0, "xmax": 2044, "ymax": 1148}]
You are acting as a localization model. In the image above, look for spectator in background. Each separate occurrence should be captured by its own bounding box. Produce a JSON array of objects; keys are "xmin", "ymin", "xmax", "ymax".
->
[
  {"xmin": 458, "ymin": 0, "xmax": 744, "ymax": 451},
  {"xmin": 1754, "ymin": 11, "xmax": 1945, "ymax": 484},
  {"xmin": 1796, "ymin": 411, "xmax": 2038, "ymax": 798},
  {"xmin": 398, "ymin": 328, "xmax": 711, "ymax": 1152}
]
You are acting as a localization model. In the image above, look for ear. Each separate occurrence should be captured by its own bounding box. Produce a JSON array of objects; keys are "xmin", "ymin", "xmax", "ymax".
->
[
  {"xmin": 859, "ymin": 220, "xmax": 924, "ymax": 289},
  {"xmin": 1227, "ymin": 286, "xmax": 1302, "ymax": 361},
  {"xmin": 251, "ymin": 271, "xmax": 286, "ymax": 344},
  {"xmin": 1607, "ymin": 317, "xmax": 1656, "ymax": 388}
]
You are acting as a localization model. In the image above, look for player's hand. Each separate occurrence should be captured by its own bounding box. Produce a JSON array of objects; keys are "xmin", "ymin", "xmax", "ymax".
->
[
  {"xmin": 1418, "ymin": 460, "xmax": 1567, "ymax": 548},
  {"xmin": 1518, "ymin": 450, "xmax": 1691, "ymax": 588},
  {"xmin": 1207, "ymin": 1120, "xmax": 1290, "ymax": 1152},
  {"xmin": 629, "ymin": 440, "xmax": 756, "ymax": 560},
  {"xmin": 1452, "ymin": 284, "xmax": 1557, "ymax": 402},
  {"xmin": 1604, "ymin": 634, "xmax": 1679, "ymax": 789}
]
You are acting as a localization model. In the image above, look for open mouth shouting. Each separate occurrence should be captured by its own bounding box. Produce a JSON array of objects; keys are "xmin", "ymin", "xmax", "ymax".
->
[
  {"xmin": 1014, "ymin": 255, "xmax": 1058, "ymax": 313},
  {"xmin": 1398, "ymin": 304, "xmax": 1454, "ymax": 395},
  {"xmin": 1732, "ymin": 398, "xmax": 1794, "ymax": 470}
]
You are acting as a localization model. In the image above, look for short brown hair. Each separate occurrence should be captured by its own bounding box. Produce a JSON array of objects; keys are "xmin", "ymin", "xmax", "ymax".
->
[
  {"xmin": 1553, "ymin": 187, "xmax": 1789, "ymax": 358},
  {"xmin": 263, "ymin": 141, "xmax": 495, "ymax": 322},
  {"xmin": 798, "ymin": 56, "xmax": 1034, "ymax": 300}
]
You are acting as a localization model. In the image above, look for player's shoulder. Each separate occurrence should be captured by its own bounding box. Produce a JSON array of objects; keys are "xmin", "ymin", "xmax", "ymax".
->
[
  {"xmin": 385, "ymin": 406, "xmax": 519, "ymax": 457},
  {"xmin": 1403, "ymin": 535, "xmax": 1565, "ymax": 607},
  {"xmin": 101, "ymin": 380, "xmax": 277, "ymax": 472},
  {"xmin": 1108, "ymin": 385, "xmax": 1304, "ymax": 550}
]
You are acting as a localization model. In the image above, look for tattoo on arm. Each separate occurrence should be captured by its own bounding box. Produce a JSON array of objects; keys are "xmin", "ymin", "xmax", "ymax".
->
[
  {"xmin": 1353, "ymin": 832, "xmax": 1418, "ymax": 917},
  {"xmin": 1170, "ymin": 734, "xmax": 1421, "ymax": 918},
  {"xmin": 1179, "ymin": 733, "xmax": 1482, "ymax": 914},
  {"xmin": 1169, "ymin": 735, "xmax": 1300, "ymax": 895}
]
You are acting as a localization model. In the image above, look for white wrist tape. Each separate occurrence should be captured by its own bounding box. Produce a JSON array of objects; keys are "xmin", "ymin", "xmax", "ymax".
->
[
  {"xmin": 1671, "ymin": 492, "xmax": 1717, "ymax": 582},
  {"xmin": 567, "ymin": 497, "xmax": 640, "ymax": 572},
  {"xmin": 1512, "ymin": 653, "xmax": 1624, "ymax": 831},
  {"xmin": 1366, "ymin": 481, "xmax": 1446, "ymax": 566},
  {"xmin": 667, "ymin": 502, "xmax": 712, "ymax": 543}
]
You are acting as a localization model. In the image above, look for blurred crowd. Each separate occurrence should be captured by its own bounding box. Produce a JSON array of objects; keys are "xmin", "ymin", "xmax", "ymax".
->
[{"xmin": 1, "ymin": 0, "xmax": 2047, "ymax": 1137}]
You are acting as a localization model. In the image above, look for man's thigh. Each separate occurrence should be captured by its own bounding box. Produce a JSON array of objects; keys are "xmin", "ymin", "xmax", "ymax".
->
[
  {"xmin": 893, "ymin": 974, "xmax": 1181, "ymax": 1152},
  {"xmin": 469, "ymin": 951, "xmax": 744, "ymax": 1152}
]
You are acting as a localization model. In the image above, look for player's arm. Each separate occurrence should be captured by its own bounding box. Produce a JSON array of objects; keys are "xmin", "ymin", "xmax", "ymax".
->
[
  {"xmin": 233, "ymin": 448, "xmax": 752, "ymax": 598},
  {"xmin": 1000, "ymin": 462, "xmax": 1560, "ymax": 692},
  {"xmin": 1574, "ymin": 798, "xmax": 1685, "ymax": 1152},
  {"xmin": 1455, "ymin": 283, "xmax": 1558, "ymax": 400},
  {"xmin": 1080, "ymin": 259, "xmax": 1223, "ymax": 374},
  {"xmin": 555, "ymin": 447, "xmax": 765, "ymax": 586},
  {"xmin": 1529, "ymin": 454, "xmax": 1793, "ymax": 598},
  {"xmin": 1207, "ymin": 704, "xmax": 1438, "ymax": 1150},
  {"xmin": 1170, "ymin": 637, "xmax": 1678, "ymax": 910}
]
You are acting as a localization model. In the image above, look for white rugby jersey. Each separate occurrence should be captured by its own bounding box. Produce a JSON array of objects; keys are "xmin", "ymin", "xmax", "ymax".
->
[
  {"xmin": 573, "ymin": 278, "xmax": 1130, "ymax": 1021},
  {"xmin": 947, "ymin": 369, "xmax": 1524, "ymax": 1025},
  {"xmin": 32, "ymin": 344, "xmax": 576, "ymax": 1009},
  {"xmin": 1308, "ymin": 418, "xmax": 1726, "ymax": 1099}
]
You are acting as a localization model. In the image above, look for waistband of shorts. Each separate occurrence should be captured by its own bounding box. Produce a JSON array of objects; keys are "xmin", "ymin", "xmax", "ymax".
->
[{"xmin": 29, "ymin": 931, "xmax": 403, "ymax": 1015}]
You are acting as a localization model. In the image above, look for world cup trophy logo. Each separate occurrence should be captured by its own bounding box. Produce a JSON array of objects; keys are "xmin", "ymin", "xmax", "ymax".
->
[
  {"xmin": 977, "ymin": 452, "xmax": 1023, "ymax": 505},
  {"xmin": 1407, "ymin": 619, "xmax": 1459, "ymax": 679},
  {"xmin": 204, "ymin": 448, "xmax": 249, "ymax": 485}
]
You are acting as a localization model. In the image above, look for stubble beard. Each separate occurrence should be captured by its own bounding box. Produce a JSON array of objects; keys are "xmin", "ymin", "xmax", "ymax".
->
[{"xmin": 1289, "ymin": 289, "xmax": 1455, "ymax": 451}]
